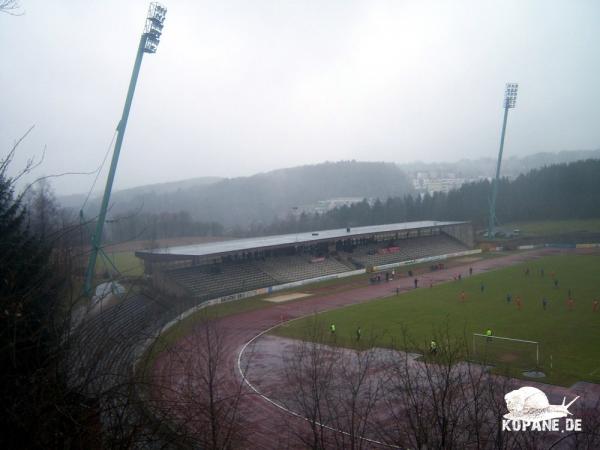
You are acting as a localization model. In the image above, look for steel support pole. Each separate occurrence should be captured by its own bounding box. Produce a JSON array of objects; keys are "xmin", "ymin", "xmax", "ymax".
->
[
  {"xmin": 488, "ymin": 105, "xmax": 510, "ymax": 238},
  {"xmin": 84, "ymin": 36, "xmax": 146, "ymax": 296}
]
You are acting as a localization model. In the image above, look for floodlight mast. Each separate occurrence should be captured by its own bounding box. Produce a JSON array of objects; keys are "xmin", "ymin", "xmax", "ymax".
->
[
  {"xmin": 487, "ymin": 83, "xmax": 518, "ymax": 239},
  {"xmin": 83, "ymin": 3, "xmax": 167, "ymax": 297}
]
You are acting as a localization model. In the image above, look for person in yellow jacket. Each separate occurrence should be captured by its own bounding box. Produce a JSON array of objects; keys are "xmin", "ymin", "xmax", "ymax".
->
[{"xmin": 430, "ymin": 340, "xmax": 438, "ymax": 355}]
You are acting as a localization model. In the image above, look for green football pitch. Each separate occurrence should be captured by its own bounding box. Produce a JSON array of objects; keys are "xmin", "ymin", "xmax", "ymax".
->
[{"xmin": 272, "ymin": 253, "xmax": 600, "ymax": 386}]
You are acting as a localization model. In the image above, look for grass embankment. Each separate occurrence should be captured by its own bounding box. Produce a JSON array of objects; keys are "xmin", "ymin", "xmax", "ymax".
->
[
  {"xmin": 272, "ymin": 253, "xmax": 600, "ymax": 386},
  {"xmin": 95, "ymin": 251, "xmax": 144, "ymax": 277},
  {"xmin": 504, "ymin": 218, "xmax": 600, "ymax": 237}
]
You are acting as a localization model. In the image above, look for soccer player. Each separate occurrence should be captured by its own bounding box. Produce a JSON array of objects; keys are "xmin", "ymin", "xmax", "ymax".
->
[
  {"xmin": 414, "ymin": 278, "xmax": 418, "ymax": 289},
  {"xmin": 480, "ymin": 283, "xmax": 485, "ymax": 293},
  {"xmin": 554, "ymin": 279, "xmax": 559, "ymax": 289},
  {"xmin": 460, "ymin": 291, "xmax": 466, "ymax": 303},
  {"xmin": 330, "ymin": 323, "xmax": 336, "ymax": 335},
  {"xmin": 356, "ymin": 326, "xmax": 362, "ymax": 342},
  {"xmin": 430, "ymin": 340, "xmax": 438, "ymax": 355},
  {"xmin": 567, "ymin": 298, "xmax": 575, "ymax": 311},
  {"xmin": 542, "ymin": 297, "xmax": 548, "ymax": 310},
  {"xmin": 485, "ymin": 328, "xmax": 493, "ymax": 342},
  {"xmin": 516, "ymin": 296, "xmax": 522, "ymax": 310},
  {"xmin": 506, "ymin": 293, "xmax": 512, "ymax": 304}
]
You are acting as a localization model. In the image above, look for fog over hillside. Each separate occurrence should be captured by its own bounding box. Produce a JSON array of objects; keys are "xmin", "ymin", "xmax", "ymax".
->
[
  {"xmin": 60, "ymin": 149, "xmax": 600, "ymax": 229},
  {"xmin": 58, "ymin": 176, "xmax": 223, "ymax": 210},
  {"xmin": 74, "ymin": 161, "xmax": 413, "ymax": 228},
  {"xmin": 400, "ymin": 148, "xmax": 600, "ymax": 179}
]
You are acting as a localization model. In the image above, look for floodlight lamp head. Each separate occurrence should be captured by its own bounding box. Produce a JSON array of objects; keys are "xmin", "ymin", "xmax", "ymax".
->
[
  {"xmin": 504, "ymin": 82, "xmax": 518, "ymax": 109},
  {"xmin": 143, "ymin": 2, "xmax": 167, "ymax": 54}
]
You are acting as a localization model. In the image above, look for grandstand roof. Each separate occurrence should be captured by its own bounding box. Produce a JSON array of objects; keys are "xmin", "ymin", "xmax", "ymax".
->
[{"xmin": 136, "ymin": 220, "xmax": 467, "ymax": 259}]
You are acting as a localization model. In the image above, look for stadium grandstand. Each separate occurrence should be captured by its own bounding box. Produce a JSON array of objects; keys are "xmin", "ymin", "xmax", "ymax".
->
[{"xmin": 135, "ymin": 221, "xmax": 476, "ymax": 302}]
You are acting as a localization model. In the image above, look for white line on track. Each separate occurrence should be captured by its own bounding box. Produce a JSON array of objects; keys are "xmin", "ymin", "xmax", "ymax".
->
[{"xmin": 237, "ymin": 316, "xmax": 401, "ymax": 449}]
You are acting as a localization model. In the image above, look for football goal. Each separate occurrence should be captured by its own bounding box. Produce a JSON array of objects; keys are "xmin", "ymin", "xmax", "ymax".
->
[{"xmin": 472, "ymin": 333, "xmax": 539, "ymax": 369}]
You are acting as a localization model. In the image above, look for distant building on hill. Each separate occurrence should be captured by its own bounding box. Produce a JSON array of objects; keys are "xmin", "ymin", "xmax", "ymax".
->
[
  {"xmin": 411, "ymin": 171, "xmax": 485, "ymax": 195},
  {"xmin": 293, "ymin": 197, "xmax": 371, "ymax": 216}
]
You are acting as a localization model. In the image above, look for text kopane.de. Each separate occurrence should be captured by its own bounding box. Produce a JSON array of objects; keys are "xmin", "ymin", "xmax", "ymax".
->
[{"xmin": 502, "ymin": 418, "xmax": 582, "ymax": 432}]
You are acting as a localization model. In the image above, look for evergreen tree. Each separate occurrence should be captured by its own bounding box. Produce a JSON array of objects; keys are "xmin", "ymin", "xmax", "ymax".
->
[{"xmin": 0, "ymin": 160, "xmax": 70, "ymax": 447}]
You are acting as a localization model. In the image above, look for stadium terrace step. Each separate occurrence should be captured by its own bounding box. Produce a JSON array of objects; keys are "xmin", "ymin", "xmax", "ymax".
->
[
  {"xmin": 256, "ymin": 255, "xmax": 351, "ymax": 283},
  {"xmin": 167, "ymin": 261, "xmax": 277, "ymax": 300},
  {"xmin": 351, "ymin": 234, "xmax": 467, "ymax": 267}
]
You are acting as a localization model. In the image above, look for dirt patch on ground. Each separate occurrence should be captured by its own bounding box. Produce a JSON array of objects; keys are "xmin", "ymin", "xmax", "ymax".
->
[
  {"xmin": 265, "ymin": 293, "xmax": 311, "ymax": 303},
  {"xmin": 498, "ymin": 352, "xmax": 519, "ymax": 363}
]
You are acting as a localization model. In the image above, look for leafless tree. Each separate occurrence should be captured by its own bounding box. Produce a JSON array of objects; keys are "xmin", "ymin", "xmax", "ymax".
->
[
  {"xmin": 142, "ymin": 315, "xmax": 252, "ymax": 449},
  {"xmin": 24, "ymin": 178, "xmax": 59, "ymax": 238},
  {"xmin": 326, "ymin": 337, "xmax": 384, "ymax": 450},
  {"xmin": 368, "ymin": 326, "xmax": 600, "ymax": 450},
  {"xmin": 280, "ymin": 317, "xmax": 340, "ymax": 449},
  {"xmin": 553, "ymin": 398, "xmax": 600, "ymax": 449}
]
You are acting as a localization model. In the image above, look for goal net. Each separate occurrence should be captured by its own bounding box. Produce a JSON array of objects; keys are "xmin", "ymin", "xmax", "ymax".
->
[{"xmin": 472, "ymin": 334, "xmax": 539, "ymax": 370}]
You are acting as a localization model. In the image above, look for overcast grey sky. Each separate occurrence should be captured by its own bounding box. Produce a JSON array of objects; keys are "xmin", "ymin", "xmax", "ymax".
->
[{"xmin": 1, "ymin": 0, "xmax": 599, "ymax": 195}]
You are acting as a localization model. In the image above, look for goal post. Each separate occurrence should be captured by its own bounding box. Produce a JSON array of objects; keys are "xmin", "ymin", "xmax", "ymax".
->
[{"xmin": 472, "ymin": 333, "xmax": 539, "ymax": 369}]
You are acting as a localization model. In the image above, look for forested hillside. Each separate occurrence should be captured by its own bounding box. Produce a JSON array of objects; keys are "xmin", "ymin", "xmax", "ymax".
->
[
  {"xmin": 261, "ymin": 160, "xmax": 600, "ymax": 235},
  {"xmin": 84, "ymin": 161, "xmax": 414, "ymax": 228}
]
